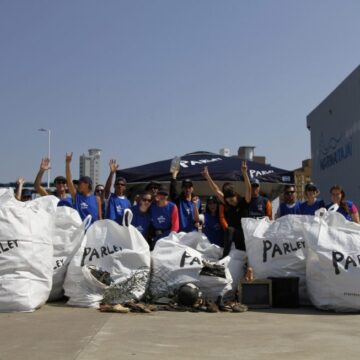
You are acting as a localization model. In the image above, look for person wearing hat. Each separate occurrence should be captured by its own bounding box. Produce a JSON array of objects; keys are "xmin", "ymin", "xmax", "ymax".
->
[
  {"xmin": 169, "ymin": 168, "xmax": 200, "ymax": 233},
  {"xmin": 104, "ymin": 159, "xmax": 131, "ymax": 225},
  {"xmin": 149, "ymin": 186, "xmax": 179, "ymax": 248},
  {"xmin": 248, "ymin": 178, "xmax": 272, "ymax": 219},
  {"xmin": 65, "ymin": 152, "xmax": 101, "ymax": 223},
  {"xmin": 131, "ymin": 191, "xmax": 153, "ymax": 243},
  {"xmin": 145, "ymin": 181, "xmax": 161, "ymax": 201},
  {"xmin": 299, "ymin": 183, "xmax": 325, "ymax": 215},
  {"xmin": 202, "ymin": 196, "xmax": 224, "ymax": 247},
  {"xmin": 276, "ymin": 185, "xmax": 301, "ymax": 218},
  {"xmin": 34, "ymin": 157, "xmax": 72, "ymax": 206},
  {"xmin": 15, "ymin": 176, "xmax": 32, "ymax": 201}
]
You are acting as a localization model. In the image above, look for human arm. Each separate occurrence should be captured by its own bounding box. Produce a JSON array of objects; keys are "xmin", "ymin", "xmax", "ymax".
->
[
  {"xmin": 104, "ymin": 159, "xmax": 118, "ymax": 200},
  {"xmin": 97, "ymin": 196, "xmax": 102, "ymax": 220},
  {"xmin": 219, "ymin": 204, "xmax": 228, "ymax": 230},
  {"xmin": 34, "ymin": 158, "xmax": 50, "ymax": 196},
  {"xmin": 65, "ymin": 152, "xmax": 77, "ymax": 199},
  {"xmin": 266, "ymin": 199, "xmax": 273, "ymax": 220},
  {"xmin": 192, "ymin": 196, "xmax": 200, "ymax": 224},
  {"xmin": 15, "ymin": 176, "xmax": 25, "ymax": 201},
  {"xmin": 171, "ymin": 204, "xmax": 180, "ymax": 232},
  {"xmin": 351, "ymin": 203, "xmax": 360, "ymax": 223},
  {"xmin": 169, "ymin": 168, "xmax": 179, "ymax": 202},
  {"xmin": 241, "ymin": 161, "xmax": 251, "ymax": 204},
  {"xmin": 201, "ymin": 166, "xmax": 224, "ymax": 203}
]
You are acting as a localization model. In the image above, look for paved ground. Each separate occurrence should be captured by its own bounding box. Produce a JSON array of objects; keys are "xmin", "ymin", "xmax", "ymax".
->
[{"xmin": 1, "ymin": 304, "xmax": 360, "ymax": 360}]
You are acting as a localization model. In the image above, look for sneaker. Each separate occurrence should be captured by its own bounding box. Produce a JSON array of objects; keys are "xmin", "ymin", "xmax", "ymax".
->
[{"xmin": 205, "ymin": 300, "xmax": 219, "ymax": 313}]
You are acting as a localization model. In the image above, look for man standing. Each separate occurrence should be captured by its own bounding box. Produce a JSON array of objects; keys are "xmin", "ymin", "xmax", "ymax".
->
[
  {"xmin": 276, "ymin": 185, "xmax": 301, "ymax": 218},
  {"xmin": 248, "ymin": 179, "xmax": 272, "ymax": 219},
  {"xmin": 104, "ymin": 159, "xmax": 131, "ymax": 225}
]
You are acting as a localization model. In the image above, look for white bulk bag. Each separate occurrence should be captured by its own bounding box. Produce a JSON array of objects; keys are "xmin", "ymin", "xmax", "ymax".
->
[
  {"xmin": 150, "ymin": 232, "xmax": 232, "ymax": 301},
  {"xmin": 48, "ymin": 207, "xmax": 89, "ymax": 301},
  {"xmin": 0, "ymin": 197, "xmax": 56, "ymax": 312},
  {"xmin": 64, "ymin": 210, "xmax": 151, "ymax": 308},
  {"xmin": 242, "ymin": 216, "xmax": 311, "ymax": 304},
  {"xmin": 305, "ymin": 209, "xmax": 360, "ymax": 312}
]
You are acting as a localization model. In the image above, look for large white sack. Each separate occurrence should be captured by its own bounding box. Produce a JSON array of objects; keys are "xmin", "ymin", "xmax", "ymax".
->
[
  {"xmin": 304, "ymin": 209, "xmax": 360, "ymax": 312},
  {"xmin": 0, "ymin": 196, "xmax": 56, "ymax": 312},
  {"xmin": 242, "ymin": 216, "xmax": 312, "ymax": 304},
  {"xmin": 150, "ymin": 232, "xmax": 232, "ymax": 301},
  {"xmin": 48, "ymin": 207, "xmax": 88, "ymax": 301},
  {"xmin": 64, "ymin": 209, "xmax": 151, "ymax": 308}
]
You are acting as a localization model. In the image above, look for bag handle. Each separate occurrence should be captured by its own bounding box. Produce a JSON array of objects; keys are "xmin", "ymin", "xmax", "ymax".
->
[
  {"xmin": 122, "ymin": 208, "xmax": 133, "ymax": 227},
  {"xmin": 82, "ymin": 214, "xmax": 93, "ymax": 230}
]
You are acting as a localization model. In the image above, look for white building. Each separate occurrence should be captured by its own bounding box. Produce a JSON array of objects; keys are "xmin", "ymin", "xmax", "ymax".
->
[
  {"xmin": 79, "ymin": 148, "xmax": 101, "ymax": 186},
  {"xmin": 307, "ymin": 65, "xmax": 360, "ymax": 204},
  {"xmin": 219, "ymin": 148, "xmax": 231, "ymax": 157}
]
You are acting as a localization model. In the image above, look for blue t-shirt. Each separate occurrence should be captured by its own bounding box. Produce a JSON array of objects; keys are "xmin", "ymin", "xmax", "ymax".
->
[
  {"xmin": 326, "ymin": 200, "xmax": 356, "ymax": 221},
  {"xmin": 249, "ymin": 196, "xmax": 268, "ymax": 218},
  {"xmin": 203, "ymin": 213, "xmax": 224, "ymax": 247},
  {"xmin": 57, "ymin": 194, "xmax": 73, "ymax": 208},
  {"xmin": 278, "ymin": 201, "xmax": 301, "ymax": 217},
  {"xmin": 131, "ymin": 205, "xmax": 151, "ymax": 237},
  {"xmin": 150, "ymin": 202, "xmax": 176, "ymax": 240},
  {"xmin": 178, "ymin": 198, "xmax": 200, "ymax": 232},
  {"xmin": 106, "ymin": 193, "xmax": 131, "ymax": 225},
  {"xmin": 300, "ymin": 199, "xmax": 325, "ymax": 215},
  {"xmin": 73, "ymin": 192, "xmax": 98, "ymax": 224}
]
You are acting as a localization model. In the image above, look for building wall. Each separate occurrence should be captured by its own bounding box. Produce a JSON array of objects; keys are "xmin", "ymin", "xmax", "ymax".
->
[
  {"xmin": 307, "ymin": 65, "xmax": 360, "ymax": 205},
  {"xmin": 294, "ymin": 159, "xmax": 312, "ymax": 201},
  {"xmin": 79, "ymin": 148, "xmax": 101, "ymax": 186}
]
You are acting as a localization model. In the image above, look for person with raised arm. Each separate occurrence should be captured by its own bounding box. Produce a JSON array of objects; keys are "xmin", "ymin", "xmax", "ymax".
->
[
  {"xmin": 65, "ymin": 152, "xmax": 101, "ymax": 223},
  {"xmin": 34, "ymin": 157, "xmax": 72, "ymax": 206},
  {"xmin": 103, "ymin": 159, "xmax": 131, "ymax": 225}
]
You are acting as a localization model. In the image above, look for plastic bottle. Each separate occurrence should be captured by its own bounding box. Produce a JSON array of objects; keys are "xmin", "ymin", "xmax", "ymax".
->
[{"xmin": 170, "ymin": 156, "xmax": 181, "ymax": 173}]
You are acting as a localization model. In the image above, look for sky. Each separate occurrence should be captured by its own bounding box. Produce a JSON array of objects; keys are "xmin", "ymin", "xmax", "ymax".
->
[{"xmin": 1, "ymin": 0, "xmax": 360, "ymax": 184}]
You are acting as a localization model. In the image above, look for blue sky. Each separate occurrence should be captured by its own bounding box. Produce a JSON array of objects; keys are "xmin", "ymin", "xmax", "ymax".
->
[{"xmin": 1, "ymin": 0, "xmax": 360, "ymax": 183}]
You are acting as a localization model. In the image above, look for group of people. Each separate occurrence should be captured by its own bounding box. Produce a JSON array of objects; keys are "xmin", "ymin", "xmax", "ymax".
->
[{"xmin": 13, "ymin": 154, "xmax": 360, "ymax": 256}]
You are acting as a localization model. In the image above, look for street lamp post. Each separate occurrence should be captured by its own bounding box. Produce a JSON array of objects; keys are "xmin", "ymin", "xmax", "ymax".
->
[{"xmin": 38, "ymin": 128, "xmax": 51, "ymax": 189}]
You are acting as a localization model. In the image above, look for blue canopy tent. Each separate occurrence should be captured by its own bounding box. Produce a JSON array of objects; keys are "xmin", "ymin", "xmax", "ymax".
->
[{"xmin": 116, "ymin": 151, "xmax": 294, "ymax": 200}]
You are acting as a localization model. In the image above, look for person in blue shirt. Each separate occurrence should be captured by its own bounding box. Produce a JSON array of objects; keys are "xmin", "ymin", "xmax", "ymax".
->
[
  {"xmin": 95, "ymin": 184, "xmax": 106, "ymax": 218},
  {"xmin": 34, "ymin": 157, "xmax": 72, "ymax": 207},
  {"xmin": 104, "ymin": 159, "xmax": 131, "ymax": 225},
  {"xmin": 248, "ymin": 179, "xmax": 272, "ymax": 219},
  {"xmin": 65, "ymin": 152, "xmax": 101, "ymax": 223},
  {"xmin": 131, "ymin": 191, "xmax": 152, "ymax": 243},
  {"xmin": 300, "ymin": 183, "xmax": 325, "ymax": 215},
  {"xmin": 276, "ymin": 185, "xmax": 301, "ymax": 218},
  {"xmin": 326, "ymin": 184, "xmax": 360, "ymax": 223},
  {"xmin": 203, "ymin": 196, "xmax": 224, "ymax": 247},
  {"xmin": 169, "ymin": 169, "xmax": 200, "ymax": 232}
]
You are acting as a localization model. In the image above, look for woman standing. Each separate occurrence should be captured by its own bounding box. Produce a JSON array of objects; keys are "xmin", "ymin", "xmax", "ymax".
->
[
  {"xmin": 326, "ymin": 185, "xmax": 360, "ymax": 223},
  {"xmin": 203, "ymin": 196, "xmax": 224, "ymax": 248},
  {"xmin": 300, "ymin": 183, "xmax": 325, "ymax": 215}
]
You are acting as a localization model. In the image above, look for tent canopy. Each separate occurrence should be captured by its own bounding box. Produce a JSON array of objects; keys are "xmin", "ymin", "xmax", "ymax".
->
[{"xmin": 116, "ymin": 151, "xmax": 294, "ymax": 200}]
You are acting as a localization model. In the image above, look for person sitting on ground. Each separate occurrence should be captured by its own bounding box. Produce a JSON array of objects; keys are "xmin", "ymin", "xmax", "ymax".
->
[
  {"xmin": 248, "ymin": 179, "xmax": 272, "ymax": 219},
  {"xmin": 131, "ymin": 191, "xmax": 153, "ymax": 244},
  {"xmin": 104, "ymin": 159, "xmax": 131, "ymax": 225},
  {"xmin": 34, "ymin": 158, "xmax": 72, "ymax": 207},
  {"xmin": 15, "ymin": 177, "xmax": 32, "ymax": 201},
  {"xmin": 150, "ymin": 187, "xmax": 179, "ymax": 249},
  {"xmin": 326, "ymin": 184, "xmax": 360, "ymax": 223},
  {"xmin": 65, "ymin": 152, "xmax": 102, "ymax": 223},
  {"xmin": 299, "ymin": 183, "xmax": 325, "ymax": 215},
  {"xmin": 202, "ymin": 196, "xmax": 224, "ymax": 248},
  {"xmin": 95, "ymin": 184, "xmax": 106, "ymax": 218},
  {"xmin": 276, "ymin": 185, "xmax": 301, "ymax": 218}
]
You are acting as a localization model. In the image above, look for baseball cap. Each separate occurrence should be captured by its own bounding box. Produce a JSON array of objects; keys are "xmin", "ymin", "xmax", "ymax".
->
[
  {"xmin": 157, "ymin": 187, "xmax": 169, "ymax": 196},
  {"xmin": 250, "ymin": 178, "xmax": 260, "ymax": 186},
  {"xmin": 182, "ymin": 179, "xmax": 193, "ymax": 187},
  {"xmin": 304, "ymin": 182, "xmax": 318, "ymax": 191}
]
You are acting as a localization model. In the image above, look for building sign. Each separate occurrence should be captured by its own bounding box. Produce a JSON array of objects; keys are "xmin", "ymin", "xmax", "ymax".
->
[{"xmin": 319, "ymin": 133, "xmax": 352, "ymax": 171}]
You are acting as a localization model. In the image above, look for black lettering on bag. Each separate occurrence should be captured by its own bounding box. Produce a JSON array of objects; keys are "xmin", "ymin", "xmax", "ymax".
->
[
  {"xmin": 101, "ymin": 246, "xmax": 107, "ymax": 257},
  {"xmin": 345, "ymin": 256, "xmax": 357, "ymax": 271},
  {"xmin": 81, "ymin": 247, "xmax": 91, "ymax": 266},
  {"xmin": 89, "ymin": 248, "xmax": 100, "ymax": 262},
  {"xmin": 263, "ymin": 240, "xmax": 272, "ymax": 262},
  {"xmin": 283, "ymin": 243, "xmax": 290, "ymax": 255},
  {"xmin": 332, "ymin": 251, "xmax": 344, "ymax": 275},
  {"xmin": 180, "ymin": 251, "xmax": 192, "ymax": 268},
  {"xmin": 290, "ymin": 242, "xmax": 298, "ymax": 252},
  {"xmin": 272, "ymin": 244, "xmax": 283, "ymax": 258},
  {"xmin": 190, "ymin": 257, "xmax": 201, "ymax": 266}
]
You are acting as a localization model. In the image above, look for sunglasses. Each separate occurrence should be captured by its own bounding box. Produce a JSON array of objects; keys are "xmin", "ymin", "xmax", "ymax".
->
[
  {"xmin": 142, "ymin": 198, "xmax": 152, "ymax": 203},
  {"xmin": 95, "ymin": 189, "xmax": 104, "ymax": 192}
]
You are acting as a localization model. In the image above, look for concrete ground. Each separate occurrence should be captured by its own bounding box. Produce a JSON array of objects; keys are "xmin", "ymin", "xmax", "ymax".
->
[{"xmin": 1, "ymin": 304, "xmax": 360, "ymax": 360}]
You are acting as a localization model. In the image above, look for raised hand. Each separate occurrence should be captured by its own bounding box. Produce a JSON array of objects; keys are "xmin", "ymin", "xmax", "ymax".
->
[
  {"xmin": 17, "ymin": 176, "xmax": 25, "ymax": 185},
  {"xmin": 241, "ymin": 160, "xmax": 248, "ymax": 173},
  {"xmin": 109, "ymin": 159, "xmax": 119, "ymax": 173},
  {"xmin": 192, "ymin": 195, "xmax": 199, "ymax": 206},
  {"xmin": 65, "ymin": 152, "xmax": 73, "ymax": 163},
  {"xmin": 40, "ymin": 157, "xmax": 50, "ymax": 171},
  {"xmin": 201, "ymin": 166, "xmax": 210, "ymax": 178}
]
